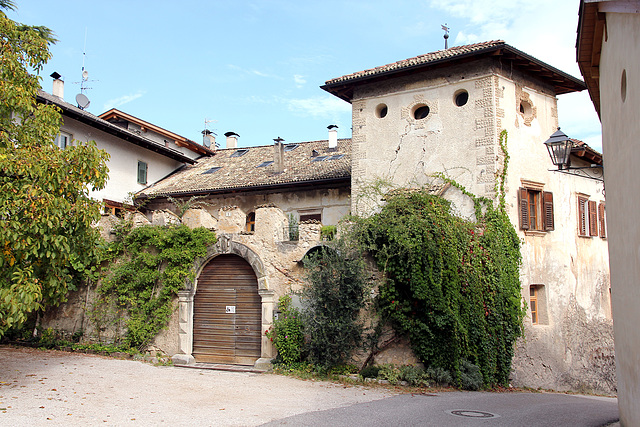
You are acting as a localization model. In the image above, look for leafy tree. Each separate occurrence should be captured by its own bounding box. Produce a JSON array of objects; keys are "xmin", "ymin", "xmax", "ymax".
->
[
  {"xmin": 0, "ymin": 3, "xmax": 110, "ymax": 336},
  {"xmin": 302, "ymin": 240, "xmax": 368, "ymax": 371}
]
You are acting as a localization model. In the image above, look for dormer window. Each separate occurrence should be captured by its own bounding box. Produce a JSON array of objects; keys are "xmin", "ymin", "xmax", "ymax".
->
[{"xmin": 230, "ymin": 149, "xmax": 249, "ymax": 158}]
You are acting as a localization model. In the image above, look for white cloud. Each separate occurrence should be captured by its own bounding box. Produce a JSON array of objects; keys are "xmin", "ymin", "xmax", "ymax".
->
[
  {"xmin": 428, "ymin": 0, "xmax": 600, "ymax": 146},
  {"xmin": 103, "ymin": 91, "xmax": 145, "ymax": 110},
  {"xmin": 286, "ymin": 96, "xmax": 351, "ymax": 119},
  {"xmin": 293, "ymin": 74, "xmax": 306, "ymax": 88}
]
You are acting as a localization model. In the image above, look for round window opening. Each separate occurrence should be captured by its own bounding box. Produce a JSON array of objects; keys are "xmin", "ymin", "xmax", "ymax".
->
[
  {"xmin": 376, "ymin": 103, "xmax": 388, "ymax": 118},
  {"xmin": 413, "ymin": 105, "xmax": 430, "ymax": 120},
  {"xmin": 454, "ymin": 90, "xmax": 469, "ymax": 107},
  {"xmin": 621, "ymin": 69, "xmax": 627, "ymax": 103}
]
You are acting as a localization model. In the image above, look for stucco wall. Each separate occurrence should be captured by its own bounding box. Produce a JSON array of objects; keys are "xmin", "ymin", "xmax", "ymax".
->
[
  {"xmin": 60, "ymin": 116, "xmax": 184, "ymax": 204},
  {"xmin": 599, "ymin": 10, "xmax": 640, "ymax": 424},
  {"xmin": 348, "ymin": 58, "xmax": 614, "ymax": 393}
]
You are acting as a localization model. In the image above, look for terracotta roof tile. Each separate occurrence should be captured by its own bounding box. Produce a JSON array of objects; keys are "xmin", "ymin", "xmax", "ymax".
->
[
  {"xmin": 325, "ymin": 40, "xmax": 506, "ymax": 86},
  {"xmin": 139, "ymin": 139, "xmax": 351, "ymax": 197}
]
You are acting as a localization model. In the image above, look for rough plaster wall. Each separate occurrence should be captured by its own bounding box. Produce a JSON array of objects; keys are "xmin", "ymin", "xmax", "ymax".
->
[
  {"xmin": 497, "ymin": 73, "xmax": 614, "ymax": 395},
  {"xmin": 599, "ymin": 11, "xmax": 640, "ymax": 425},
  {"xmin": 350, "ymin": 60, "xmax": 505, "ymax": 218}
]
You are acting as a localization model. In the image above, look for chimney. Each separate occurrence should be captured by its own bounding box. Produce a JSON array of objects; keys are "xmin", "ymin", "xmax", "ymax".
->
[
  {"xmin": 328, "ymin": 125, "xmax": 338, "ymax": 151},
  {"xmin": 51, "ymin": 72, "xmax": 64, "ymax": 99},
  {"xmin": 224, "ymin": 132, "xmax": 239, "ymax": 149},
  {"xmin": 202, "ymin": 130, "xmax": 216, "ymax": 150},
  {"xmin": 273, "ymin": 137, "xmax": 285, "ymax": 173}
]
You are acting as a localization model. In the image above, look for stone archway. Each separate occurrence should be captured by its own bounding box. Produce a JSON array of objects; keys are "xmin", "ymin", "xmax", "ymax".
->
[{"xmin": 173, "ymin": 235, "xmax": 275, "ymax": 368}]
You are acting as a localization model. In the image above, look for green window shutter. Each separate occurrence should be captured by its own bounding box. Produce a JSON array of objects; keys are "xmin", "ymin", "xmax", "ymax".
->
[{"xmin": 137, "ymin": 161, "xmax": 147, "ymax": 184}]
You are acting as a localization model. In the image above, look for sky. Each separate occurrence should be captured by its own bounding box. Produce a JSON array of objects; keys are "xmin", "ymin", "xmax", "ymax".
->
[{"xmin": 7, "ymin": 0, "xmax": 602, "ymax": 152}]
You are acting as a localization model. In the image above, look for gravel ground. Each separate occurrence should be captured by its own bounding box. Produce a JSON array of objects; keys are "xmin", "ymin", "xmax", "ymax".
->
[{"xmin": 0, "ymin": 345, "xmax": 396, "ymax": 426}]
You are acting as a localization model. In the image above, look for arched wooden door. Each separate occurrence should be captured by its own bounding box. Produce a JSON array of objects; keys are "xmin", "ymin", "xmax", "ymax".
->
[{"xmin": 193, "ymin": 254, "xmax": 262, "ymax": 365}]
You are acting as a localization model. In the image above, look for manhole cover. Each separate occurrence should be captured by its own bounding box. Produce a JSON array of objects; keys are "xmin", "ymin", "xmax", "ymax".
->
[{"xmin": 447, "ymin": 409, "xmax": 499, "ymax": 418}]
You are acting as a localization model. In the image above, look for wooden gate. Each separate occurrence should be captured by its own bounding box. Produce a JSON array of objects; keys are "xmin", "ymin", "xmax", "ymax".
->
[{"xmin": 193, "ymin": 254, "xmax": 262, "ymax": 365}]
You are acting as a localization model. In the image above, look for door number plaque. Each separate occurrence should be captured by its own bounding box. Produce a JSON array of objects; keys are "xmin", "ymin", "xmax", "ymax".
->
[{"xmin": 226, "ymin": 306, "xmax": 236, "ymax": 313}]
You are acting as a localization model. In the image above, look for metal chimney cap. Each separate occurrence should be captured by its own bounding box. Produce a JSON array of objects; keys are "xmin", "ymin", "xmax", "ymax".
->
[
  {"xmin": 274, "ymin": 137, "xmax": 284, "ymax": 143},
  {"xmin": 224, "ymin": 132, "xmax": 239, "ymax": 137},
  {"xmin": 327, "ymin": 124, "xmax": 338, "ymax": 130},
  {"xmin": 50, "ymin": 71, "xmax": 62, "ymax": 80}
]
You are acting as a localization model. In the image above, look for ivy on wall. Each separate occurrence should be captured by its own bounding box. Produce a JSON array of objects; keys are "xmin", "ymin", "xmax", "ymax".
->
[
  {"xmin": 350, "ymin": 130, "xmax": 524, "ymax": 387},
  {"xmin": 95, "ymin": 223, "xmax": 216, "ymax": 349}
]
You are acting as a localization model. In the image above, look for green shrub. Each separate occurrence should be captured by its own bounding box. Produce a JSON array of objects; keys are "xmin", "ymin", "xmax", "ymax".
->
[
  {"xmin": 320, "ymin": 225, "xmax": 337, "ymax": 241},
  {"xmin": 266, "ymin": 295, "xmax": 305, "ymax": 366},
  {"xmin": 360, "ymin": 365, "xmax": 381, "ymax": 378},
  {"xmin": 378, "ymin": 364, "xmax": 401, "ymax": 385},
  {"xmin": 400, "ymin": 365, "xmax": 427, "ymax": 386},
  {"xmin": 459, "ymin": 359, "xmax": 483, "ymax": 390},
  {"xmin": 426, "ymin": 366, "xmax": 453, "ymax": 386}
]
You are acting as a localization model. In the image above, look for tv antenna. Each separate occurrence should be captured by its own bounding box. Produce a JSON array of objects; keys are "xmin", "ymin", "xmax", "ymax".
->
[
  {"xmin": 202, "ymin": 118, "xmax": 218, "ymax": 148},
  {"xmin": 73, "ymin": 28, "xmax": 97, "ymax": 109},
  {"xmin": 442, "ymin": 24, "xmax": 450, "ymax": 49}
]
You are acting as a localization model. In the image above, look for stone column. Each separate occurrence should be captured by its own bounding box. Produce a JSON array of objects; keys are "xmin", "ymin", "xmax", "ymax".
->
[
  {"xmin": 172, "ymin": 290, "xmax": 195, "ymax": 365},
  {"xmin": 255, "ymin": 289, "xmax": 276, "ymax": 370}
]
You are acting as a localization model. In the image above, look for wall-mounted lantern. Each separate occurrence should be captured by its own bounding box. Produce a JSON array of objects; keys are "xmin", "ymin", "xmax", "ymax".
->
[{"xmin": 543, "ymin": 128, "xmax": 603, "ymax": 181}]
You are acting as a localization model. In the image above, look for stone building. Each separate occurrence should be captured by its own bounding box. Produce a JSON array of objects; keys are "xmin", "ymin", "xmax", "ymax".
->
[{"xmin": 44, "ymin": 41, "xmax": 614, "ymax": 394}]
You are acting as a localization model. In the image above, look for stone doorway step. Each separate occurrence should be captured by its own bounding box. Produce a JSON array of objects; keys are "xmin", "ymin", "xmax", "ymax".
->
[{"xmin": 174, "ymin": 362, "xmax": 267, "ymax": 374}]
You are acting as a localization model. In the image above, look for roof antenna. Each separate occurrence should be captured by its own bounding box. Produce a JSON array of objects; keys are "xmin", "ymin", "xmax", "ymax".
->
[
  {"xmin": 442, "ymin": 24, "xmax": 450, "ymax": 49},
  {"xmin": 74, "ymin": 28, "xmax": 96, "ymax": 110},
  {"xmin": 202, "ymin": 118, "xmax": 218, "ymax": 148}
]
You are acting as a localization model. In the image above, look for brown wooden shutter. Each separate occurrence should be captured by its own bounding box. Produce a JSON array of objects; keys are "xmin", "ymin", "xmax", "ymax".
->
[
  {"xmin": 588, "ymin": 200, "xmax": 598, "ymax": 236},
  {"xmin": 519, "ymin": 188, "xmax": 529, "ymax": 230},
  {"xmin": 543, "ymin": 192, "xmax": 554, "ymax": 231},
  {"xmin": 578, "ymin": 197, "xmax": 587, "ymax": 236},
  {"xmin": 598, "ymin": 203, "xmax": 606, "ymax": 238}
]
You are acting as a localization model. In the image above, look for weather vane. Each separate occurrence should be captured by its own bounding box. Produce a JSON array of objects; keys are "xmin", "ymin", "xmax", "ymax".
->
[{"xmin": 442, "ymin": 24, "xmax": 450, "ymax": 49}]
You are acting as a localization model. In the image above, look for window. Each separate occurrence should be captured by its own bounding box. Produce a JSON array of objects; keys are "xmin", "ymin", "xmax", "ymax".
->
[
  {"xmin": 246, "ymin": 212, "xmax": 255, "ymax": 232},
  {"xmin": 55, "ymin": 131, "xmax": 71, "ymax": 149},
  {"xmin": 530, "ymin": 286, "xmax": 538, "ymax": 324},
  {"xmin": 284, "ymin": 144, "xmax": 299, "ymax": 151},
  {"xmin": 375, "ymin": 103, "xmax": 388, "ymax": 118},
  {"xmin": 203, "ymin": 166, "xmax": 222, "ymax": 174},
  {"xmin": 137, "ymin": 161, "xmax": 147, "ymax": 185},
  {"xmin": 577, "ymin": 195, "xmax": 606, "ymax": 238},
  {"xmin": 230, "ymin": 149, "xmax": 249, "ymax": 158},
  {"xmin": 299, "ymin": 209, "xmax": 322, "ymax": 223},
  {"xmin": 311, "ymin": 156, "xmax": 328, "ymax": 162},
  {"xmin": 257, "ymin": 161, "xmax": 273, "ymax": 168},
  {"xmin": 598, "ymin": 203, "xmax": 606, "ymax": 238},
  {"xmin": 454, "ymin": 90, "xmax": 469, "ymax": 107},
  {"xmin": 413, "ymin": 104, "xmax": 430, "ymax": 120},
  {"xmin": 518, "ymin": 184, "xmax": 554, "ymax": 232},
  {"xmin": 529, "ymin": 285, "xmax": 547, "ymax": 325}
]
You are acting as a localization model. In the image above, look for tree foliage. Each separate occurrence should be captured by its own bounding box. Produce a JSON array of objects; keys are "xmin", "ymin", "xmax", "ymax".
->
[
  {"xmin": 302, "ymin": 240, "xmax": 368, "ymax": 371},
  {"xmin": 0, "ymin": 5, "xmax": 109, "ymax": 335}
]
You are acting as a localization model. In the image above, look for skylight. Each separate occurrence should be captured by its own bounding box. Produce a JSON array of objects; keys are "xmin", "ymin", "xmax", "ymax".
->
[
  {"xmin": 328, "ymin": 154, "xmax": 344, "ymax": 160},
  {"xmin": 257, "ymin": 161, "xmax": 274, "ymax": 168},
  {"xmin": 230, "ymin": 149, "xmax": 249, "ymax": 158},
  {"xmin": 284, "ymin": 144, "xmax": 299, "ymax": 152},
  {"xmin": 203, "ymin": 166, "xmax": 222, "ymax": 174},
  {"xmin": 312, "ymin": 156, "xmax": 328, "ymax": 162}
]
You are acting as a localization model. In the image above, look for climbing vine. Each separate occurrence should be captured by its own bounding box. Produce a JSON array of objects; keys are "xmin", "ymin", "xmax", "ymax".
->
[
  {"xmin": 350, "ymin": 130, "xmax": 524, "ymax": 387},
  {"xmin": 95, "ymin": 223, "xmax": 216, "ymax": 349}
]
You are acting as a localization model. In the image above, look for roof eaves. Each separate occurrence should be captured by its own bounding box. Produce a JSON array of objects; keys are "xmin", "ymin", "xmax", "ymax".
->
[{"xmin": 37, "ymin": 92, "xmax": 196, "ymax": 164}]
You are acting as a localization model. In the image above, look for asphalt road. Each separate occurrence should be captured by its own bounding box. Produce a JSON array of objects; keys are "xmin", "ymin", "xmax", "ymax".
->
[
  {"xmin": 0, "ymin": 346, "xmax": 618, "ymax": 426},
  {"xmin": 261, "ymin": 391, "xmax": 619, "ymax": 426}
]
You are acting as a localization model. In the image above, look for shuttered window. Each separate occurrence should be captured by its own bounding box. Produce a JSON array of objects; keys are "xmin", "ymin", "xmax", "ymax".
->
[
  {"xmin": 598, "ymin": 203, "xmax": 606, "ymax": 238},
  {"xmin": 137, "ymin": 161, "xmax": 148, "ymax": 185},
  {"xmin": 519, "ymin": 187, "xmax": 553, "ymax": 232},
  {"xmin": 588, "ymin": 200, "xmax": 598, "ymax": 236},
  {"xmin": 577, "ymin": 196, "xmax": 588, "ymax": 236}
]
